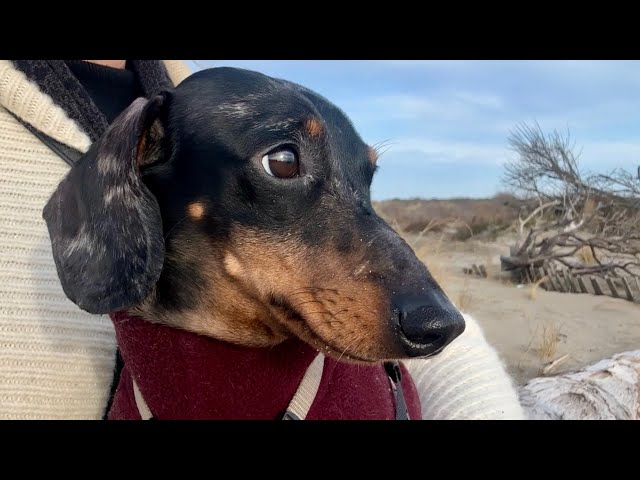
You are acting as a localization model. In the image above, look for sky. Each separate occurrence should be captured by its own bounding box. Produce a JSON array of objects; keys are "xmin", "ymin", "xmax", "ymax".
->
[{"xmin": 188, "ymin": 60, "xmax": 640, "ymax": 201}]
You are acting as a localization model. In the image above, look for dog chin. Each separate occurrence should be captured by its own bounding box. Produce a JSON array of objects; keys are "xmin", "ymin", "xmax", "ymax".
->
[
  {"xmin": 299, "ymin": 332, "xmax": 382, "ymax": 364},
  {"xmin": 281, "ymin": 319, "xmax": 402, "ymax": 364}
]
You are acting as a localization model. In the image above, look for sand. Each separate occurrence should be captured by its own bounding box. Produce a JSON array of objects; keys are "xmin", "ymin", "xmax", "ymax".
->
[{"xmin": 408, "ymin": 233, "xmax": 640, "ymax": 385}]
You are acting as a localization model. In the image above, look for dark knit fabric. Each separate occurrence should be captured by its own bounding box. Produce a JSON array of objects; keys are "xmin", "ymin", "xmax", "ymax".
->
[
  {"xmin": 108, "ymin": 313, "xmax": 423, "ymax": 420},
  {"xmin": 11, "ymin": 60, "xmax": 173, "ymax": 141},
  {"xmin": 126, "ymin": 60, "xmax": 174, "ymax": 98},
  {"xmin": 64, "ymin": 61, "xmax": 143, "ymax": 124},
  {"xmin": 12, "ymin": 60, "xmax": 108, "ymax": 141}
]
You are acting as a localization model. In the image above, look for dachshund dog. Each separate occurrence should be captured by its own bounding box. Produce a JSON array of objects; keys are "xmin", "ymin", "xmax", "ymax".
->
[{"xmin": 43, "ymin": 67, "xmax": 466, "ymax": 419}]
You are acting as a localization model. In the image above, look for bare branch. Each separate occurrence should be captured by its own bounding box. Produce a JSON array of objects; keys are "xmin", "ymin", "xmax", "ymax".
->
[{"xmin": 500, "ymin": 122, "xmax": 640, "ymax": 283}]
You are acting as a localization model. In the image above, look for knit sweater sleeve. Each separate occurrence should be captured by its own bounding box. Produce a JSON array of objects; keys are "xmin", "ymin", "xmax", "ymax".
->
[
  {"xmin": 162, "ymin": 61, "xmax": 192, "ymax": 86},
  {"xmin": 404, "ymin": 313, "xmax": 526, "ymax": 420}
]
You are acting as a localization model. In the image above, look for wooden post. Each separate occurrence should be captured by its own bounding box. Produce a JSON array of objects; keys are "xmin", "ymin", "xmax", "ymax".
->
[
  {"xmin": 590, "ymin": 276, "xmax": 605, "ymax": 296},
  {"xmin": 569, "ymin": 271, "xmax": 582, "ymax": 293},
  {"xmin": 559, "ymin": 270, "xmax": 573, "ymax": 292},
  {"xmin": 544, "ymin": 266, "xmax": 557, "ymax": 292},
  {"xmin": 479, "ymin": 265, "xmax": 488, "ymax": 278},
  {"xmin": 537, "ymin": 267, "xmax": 550, "ymax": 290},
  {"xmin": 577, "ymin": 276, "xmax": 590, "ymax": 295},
  {"xmin": 549, "ymin": 265, "xmax": 565, "ymax": 292},
  {"xmin": 606, "ymin": 277, "xmax": 620, "ymax": 298},
  {"xmin": 556, "ymin": 269, "xmax": 565, "ymax": 292},
  {"xmin": 621, "ymin": 277, "xmax": 635, "ymax": 302}
]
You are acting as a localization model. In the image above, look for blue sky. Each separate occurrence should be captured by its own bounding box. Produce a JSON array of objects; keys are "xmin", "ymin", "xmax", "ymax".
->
[{"xmin": 188, "ymin": 60, "xmax": 640, "ymax": 201}]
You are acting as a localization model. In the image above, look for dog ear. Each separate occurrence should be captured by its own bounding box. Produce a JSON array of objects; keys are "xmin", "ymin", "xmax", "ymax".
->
[{"xmin": 43, "ymin": 93, "xmax": 172, "ymax": 314}]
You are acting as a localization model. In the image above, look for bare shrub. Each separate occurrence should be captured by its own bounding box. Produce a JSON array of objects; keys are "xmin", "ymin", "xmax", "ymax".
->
[{"xmin": 500, "ymin": 122, "xmax": 640, "ymax": 281}]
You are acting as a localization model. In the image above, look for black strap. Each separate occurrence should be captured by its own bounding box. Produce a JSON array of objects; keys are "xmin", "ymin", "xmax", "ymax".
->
[
  {"xmin": 5, "ymin": 108, "xmax": 83, "ymax": 167},
  {"xmin": 102, "ymin": 348, "xmax": 124, "ymax": 420},
  {"xmin": 4, "ymin": 107, "xmax": 126, "ymax": 419},
  {"xmin": 281, "ymin": 361, "xmax": 410, "ymax": 420},
  {"xmin": 384, "ymin": 361, "xmax": 410, "ymax": 420}
]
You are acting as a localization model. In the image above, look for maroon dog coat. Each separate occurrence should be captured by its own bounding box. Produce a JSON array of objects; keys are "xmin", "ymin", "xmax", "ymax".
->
[{"xmin": 107, "ymin": 312, "xmax": 422, "ymax": 420}]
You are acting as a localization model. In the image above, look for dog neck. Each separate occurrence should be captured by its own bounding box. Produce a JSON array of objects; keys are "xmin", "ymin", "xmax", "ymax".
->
[{"xmin": 107, "ymin": 312, "xmax": 423, "ymax": 420}]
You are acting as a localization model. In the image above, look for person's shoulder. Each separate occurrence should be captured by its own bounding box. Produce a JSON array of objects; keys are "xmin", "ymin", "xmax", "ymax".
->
[{"xmin": 162, "ymin": 61, "xmax": 192, "ymax": 86}]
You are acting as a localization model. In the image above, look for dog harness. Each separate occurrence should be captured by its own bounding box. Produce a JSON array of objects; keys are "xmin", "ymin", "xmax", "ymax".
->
[
  {"xmin": 108, "ymin": 312, "xmax": 422, "ymax": 420},
  {"xmin": 129, "ymin": 352, "xmax": 411, "ymax": 420},
  {"xmin": 283, "ymin": 357, "xmax": 411, "ymax": 420}
]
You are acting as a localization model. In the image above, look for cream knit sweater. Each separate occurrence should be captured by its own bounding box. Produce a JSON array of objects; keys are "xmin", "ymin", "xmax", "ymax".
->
[{"xmin": 0, "ymin": 59, "xmax": 525, "ymax": 420}]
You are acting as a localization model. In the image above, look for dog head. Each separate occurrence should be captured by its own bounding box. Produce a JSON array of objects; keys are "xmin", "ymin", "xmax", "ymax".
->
[{"xmin": 44, "ymin": 67, "xmax": 464, "ymax": 362}]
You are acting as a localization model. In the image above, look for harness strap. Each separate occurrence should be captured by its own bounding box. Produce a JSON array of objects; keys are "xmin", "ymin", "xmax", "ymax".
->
[
  {"xmin": 384, "ymin": 361, "xmax": 410, "ymax": 420},
  {"xmin": 128, "ymin": 354, "xmax": 410, "ymax": 420},
  {"xmin": 281, "ymin": 353, "xmax": 325, "ymax": 420},
  {"xmin": 102, "ymin": 349, "xmax": 124, "ymax": 420},
  {"xmin": 128, "ymin": 353, "xmax": 326, "ymax": 421},
  {"xmin": 132, "ymin": 377, "xmax": 154, "ymax": 420},
  {"xmin": 5, "ymin": 108, "xmax": 83, "ymax": 167}
]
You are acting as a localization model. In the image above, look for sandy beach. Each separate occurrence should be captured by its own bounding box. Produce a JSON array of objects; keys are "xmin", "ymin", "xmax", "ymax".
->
[{"xmin": 408, "ymin": 232, "xmax": 640, "ymax": 385}]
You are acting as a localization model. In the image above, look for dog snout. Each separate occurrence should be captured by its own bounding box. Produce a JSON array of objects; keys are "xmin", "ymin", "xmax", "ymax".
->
[{"xmin": 392, "ymin": 292, "xmax": 465, "ymax": 358}]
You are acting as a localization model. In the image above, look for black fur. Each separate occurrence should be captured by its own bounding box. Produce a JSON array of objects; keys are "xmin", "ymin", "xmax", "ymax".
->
[{"xmin": 43, "ymin": 95, "xmax": 168, "ymax": 314}]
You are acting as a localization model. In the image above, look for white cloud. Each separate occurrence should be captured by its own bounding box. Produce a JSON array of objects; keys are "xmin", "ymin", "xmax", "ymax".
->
[
  {"xmin": 453, "ymin": 91, "xmax": 504, "ymax": 109},
  {"xmin": 356, "ymin": 90, "xmax": 505, "ymax": 124},
  {"xmin": 378, "ymin": 137, "xmax": 640, "ymax": 174},
  {"xmin": 382, "ymin": 138, "xmax": 509, "ymax": 165}
]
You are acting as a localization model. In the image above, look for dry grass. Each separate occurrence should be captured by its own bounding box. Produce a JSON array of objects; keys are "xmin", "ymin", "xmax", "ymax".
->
[
  {"xmin": 415, "ymin": 242, "xmax": 451, "ymax": 292},
  {"xmin": 455, "ymin": 279, "xmax": 474, "ymax": 310},
  {"xmin": 534, "ymin": 320, "xmax": 561, "ymax": 362},
  {"xmin": 576, "ymin": 245, "xmax": 597, "ymax": 265},
  {"xmin": 523, "ymin": 310, "xmax": 563, "ymax": 365},
  {"xmin": 528, "ymin": 275, "xmax": 549, "ymax": 300}
]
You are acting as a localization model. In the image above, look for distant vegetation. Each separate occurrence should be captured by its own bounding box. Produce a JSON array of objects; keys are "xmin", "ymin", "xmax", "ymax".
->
[{"xmin": 373, "ymin": 193, "xmax": 524, "ymax": 241}]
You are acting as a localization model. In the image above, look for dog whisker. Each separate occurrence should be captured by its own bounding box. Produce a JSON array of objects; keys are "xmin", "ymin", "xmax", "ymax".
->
[
  {"xmin": 164, "ymin": 215, "xmax": 190, "ymax": 241},
  {"xmin": 288, "ymin": 299, "xmax": 325, "ymax": 310},
  {"xmin": 288, "ymin": 287, "xmax": 332, "ymax": 295},
  {"xmin": 303, "ymin": 310, "xmax": 334, "ymax": 318},
  {"xmin": 371, "ymin": 138, "xmax": 394, "ymax": 151},
  {"xmin": 337, "ymin": 335, "xmax": 361, "ymax": 363},
  {"xmin": 330, "ymin": 308, "xmax": 350, "ymax": 318},
  {"xmin": 317, "ymin": 320, "xmax": 345, "ymax": 327}
]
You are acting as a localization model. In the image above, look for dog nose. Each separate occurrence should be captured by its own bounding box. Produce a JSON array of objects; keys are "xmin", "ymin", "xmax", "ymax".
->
[{"xmin": 393, "ymin": 292, "xmax": 465, "ymax": 358}]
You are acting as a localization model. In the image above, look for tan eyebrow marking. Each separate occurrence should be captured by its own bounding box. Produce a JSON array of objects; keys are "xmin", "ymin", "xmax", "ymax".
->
[
  {"xmin": 305, "ymin": 117, "xmax": 324, "ymax": 138},
  {"xmin": 367, "ymin": 147, "xmax": 379, "ymax": 166},
  {"xmin": 187, "ymin": 201, "xmax": 206, "ymax": 220}
]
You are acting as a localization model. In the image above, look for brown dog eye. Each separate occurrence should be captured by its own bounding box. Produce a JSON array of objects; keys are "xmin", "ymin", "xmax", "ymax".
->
[{"xmin": 261, "ymin": 148, "xmax": 299, "ymax": 178}]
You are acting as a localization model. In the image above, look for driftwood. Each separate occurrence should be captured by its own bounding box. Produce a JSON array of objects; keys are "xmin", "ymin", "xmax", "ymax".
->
[
  {"xmin": 519, "ymin": 350, "xmax": 640, "ymax": 420},
  {"xmin": 501, "ymin": 122, "xmax": 640, "ymax": 283},
  {"xmin": 541, "ymin": 354, "xmax": 570, "ymax": 376}
]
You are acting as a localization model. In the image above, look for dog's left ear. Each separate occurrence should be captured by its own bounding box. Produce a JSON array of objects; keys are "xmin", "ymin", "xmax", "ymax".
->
[{"xmin": 43, "ymin": 93, "xmax": 172, "ymax": 314}]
